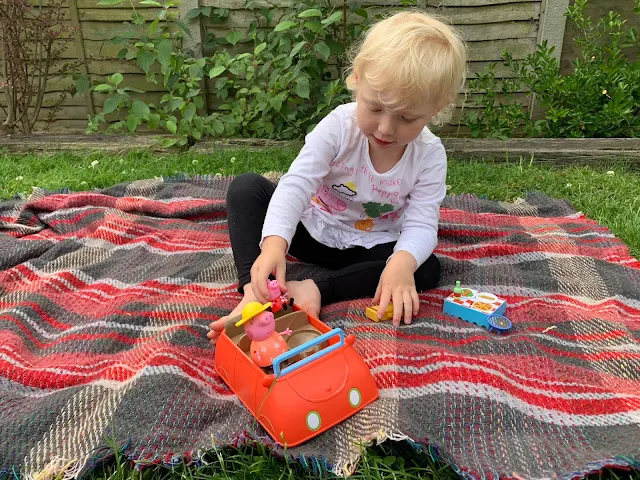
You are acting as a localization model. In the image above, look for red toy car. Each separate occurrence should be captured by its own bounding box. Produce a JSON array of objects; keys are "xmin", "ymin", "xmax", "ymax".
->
[{"xmin": 214, "ymin": 304, "xmax": 379, "ymax": 447}]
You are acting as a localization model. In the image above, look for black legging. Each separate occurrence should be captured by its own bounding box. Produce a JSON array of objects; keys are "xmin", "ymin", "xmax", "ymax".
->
[{"xmin": 226, "ymin": 172, "xmax": 441, "ymax": 305}]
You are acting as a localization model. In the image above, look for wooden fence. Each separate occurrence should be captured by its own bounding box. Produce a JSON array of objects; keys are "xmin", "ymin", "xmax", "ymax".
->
[{"xmin": 1, "ymin": 0, "xmax": 573, "ymax": 135}]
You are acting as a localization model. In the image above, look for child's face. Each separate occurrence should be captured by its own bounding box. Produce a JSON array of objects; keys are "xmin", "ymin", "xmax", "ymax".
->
[{"xmin": 354, "ymin": 74, "xmax": 437, "ymax": 156}]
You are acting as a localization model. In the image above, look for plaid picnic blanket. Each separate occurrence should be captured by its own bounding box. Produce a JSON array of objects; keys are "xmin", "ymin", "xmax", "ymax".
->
[{"xmin": 0, "ymin": 175, "xmax": 639, "ymax": 480}]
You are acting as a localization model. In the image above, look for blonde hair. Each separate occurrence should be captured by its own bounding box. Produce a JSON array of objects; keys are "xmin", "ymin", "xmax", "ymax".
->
[{"xmin": 345, "ymin": 10, "xmax": 467, "ymax": 125}]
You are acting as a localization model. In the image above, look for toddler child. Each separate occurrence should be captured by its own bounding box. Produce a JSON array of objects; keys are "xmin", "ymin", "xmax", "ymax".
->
[{"xmin": 208, "ymin": 10, "xmax": 467, "ymax": 344}]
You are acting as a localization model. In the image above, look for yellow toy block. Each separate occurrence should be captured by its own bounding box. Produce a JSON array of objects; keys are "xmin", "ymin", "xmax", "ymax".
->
[{"xmin": 365, "ymin": 303, "xmax": 394, "ymax": 322}]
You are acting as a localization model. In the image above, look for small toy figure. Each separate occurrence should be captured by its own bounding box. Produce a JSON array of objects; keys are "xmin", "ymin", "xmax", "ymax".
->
[
  {"xmin": 236, "ymin": 301, "xmax": 292, "ymax": 368},
  {"xmin": 267, "ymin": 279, "xmax": 295, "ymax": 313}
]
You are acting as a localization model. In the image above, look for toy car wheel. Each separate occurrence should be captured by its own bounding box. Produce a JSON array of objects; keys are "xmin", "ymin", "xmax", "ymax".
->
[{"xmin": 488, "ymin": 314, "xmax": 512, "ymax": 333}]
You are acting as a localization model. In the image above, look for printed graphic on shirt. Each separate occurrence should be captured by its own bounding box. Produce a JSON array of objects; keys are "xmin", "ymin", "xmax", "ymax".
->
[
  {"xmin": 379, "ymin": 210, "xmax": 401, "ymax": 222},
  {"xmin": 357, "ymin": 164, "xmax": 406, "ymax": 205},
  {"xmin": 355, "ymin": 218, "xmax": 374, "ymax": 231},
  {"xmin": 332, "ymin": 182, "xmax": 357, "ymax": 198},
  {"xmin": 311, "ymin": 194, "xmax": 329, "ymax": 212},
  {"xmin": 312, "ymin": 185, "xmax": 347, "ymax": 213},
  {"xmin": 354, "ymin": 202, "xmax": 398, "ymax": 231},
  {"xmin": 362, "ymin": 202, "xmax": 394, "ymax": 219}
]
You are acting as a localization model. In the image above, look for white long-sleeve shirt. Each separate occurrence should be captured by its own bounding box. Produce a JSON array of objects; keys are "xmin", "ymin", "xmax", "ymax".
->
[{"xmin": 261, "ymin": 102, "xmax": 447, "ymax": 267}]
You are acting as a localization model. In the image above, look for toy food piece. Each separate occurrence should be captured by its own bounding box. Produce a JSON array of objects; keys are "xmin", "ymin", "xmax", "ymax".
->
[
  {"xmin": 365, "ymin": 303, "xmax": 394, "ymax": 322},
  {"xmin": 443, "ymin": 280, "xmax": 511, "ymax": 333},
  {"xmin": 235, "ymin": 301, "xmax": 292, "ymax": 367},
  {"xmin": 487, "ymin": 314, "xmax": 512, "ymax": 333},
  {"xmin": 453, "ymin": 280, "xmax": 463, "ymax": 298}
]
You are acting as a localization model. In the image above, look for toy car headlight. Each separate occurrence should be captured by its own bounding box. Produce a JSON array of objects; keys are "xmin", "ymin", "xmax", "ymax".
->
[
  {"xmin": 306, "ymin": 411, "xmax": 321, "ymax": 431},
  {"xmin": 349, "ymin": 388, "xmax": 361, "ymax": 407}
]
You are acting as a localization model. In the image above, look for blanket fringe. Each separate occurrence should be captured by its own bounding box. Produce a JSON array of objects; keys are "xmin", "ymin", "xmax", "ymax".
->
[
  {"xmin": 330, "ymin": 429, "xmax": 431, "ymax": 478},
  {"xmin": 336, "ymin": 428, "xmax": 478, "ymax": 480},
  {"xmin": 12, "ymin": 434, "xmax": 640, "ymax": 480},
  {"xmin": 26, "ymin": 457, "xmax": 84, "ymax": 480}
]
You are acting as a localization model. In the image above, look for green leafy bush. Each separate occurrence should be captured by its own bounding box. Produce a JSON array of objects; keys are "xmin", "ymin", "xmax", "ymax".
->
[
  {"xmin": 87, "ymin": 0, "xmax": 232, "ymax": 147},
  {"xmin": 207, "ymin": 0, "xmax": 369, "ymax": 139},
  {"xmin": 87, "ymin": 0, "xmax": 385, "ymax": 144},
  {"xmin": 463, "ymin": 64, "xmax": 527, "ymax": 140},
  {"xmin": 463, "ymin": 0, "xmax": 640, "ymax": 138}
]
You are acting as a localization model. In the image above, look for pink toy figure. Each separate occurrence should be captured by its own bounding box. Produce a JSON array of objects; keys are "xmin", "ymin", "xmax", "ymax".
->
[
  {"xmin": 235, "ymin": 301, "xmax": 292, "ymax": 368},
  {"xmin": 267, "ymin": 279, "xmax": 294, "ymax": 313},
  {"xmin": 267, "ymin": 279, "xmax": 281, "ymax": 300}
]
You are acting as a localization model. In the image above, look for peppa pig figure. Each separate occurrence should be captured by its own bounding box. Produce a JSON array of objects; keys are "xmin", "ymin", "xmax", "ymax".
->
[
  {"xmin": 266, "ymin": 279, "xmax": 294, "ymax": 313},
  {"xmin": 235, "ymin": 301, "xmax": 292, "ymax": 368}
]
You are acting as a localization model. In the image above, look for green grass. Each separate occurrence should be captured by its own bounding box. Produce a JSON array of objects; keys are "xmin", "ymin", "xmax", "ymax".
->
[
  {"xmin": 85, "ymin": 440, "xmax": 462, "ymax": 480},
  {"xmin": 1, "ymin": 147, "xmax": 639, "ymax": 480},
  {"xmin": 86, "ymin": 437, "xmax": 639, "ymax": 480},
  {"xmin": 2, "ymin": 147, "xmax": 639, "ymax": 258}
]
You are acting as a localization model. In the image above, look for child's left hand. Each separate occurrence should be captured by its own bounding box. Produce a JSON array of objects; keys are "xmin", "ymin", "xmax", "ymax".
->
[{"xmin": 374, "ymin": 251, "xmax": 420, "ymax": 327}]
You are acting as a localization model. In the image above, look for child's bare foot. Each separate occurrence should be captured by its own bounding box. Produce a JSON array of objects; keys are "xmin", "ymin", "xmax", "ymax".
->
[
  {"xmin": 207, "ymin": 284, "xmax": 257, "ymax": 345},
  {"xmin": 287, "ymin": 279, "xmax": 321, "ymax": 318}
]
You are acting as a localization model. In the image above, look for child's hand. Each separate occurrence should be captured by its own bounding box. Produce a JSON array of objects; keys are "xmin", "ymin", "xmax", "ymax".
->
[
  {"xmin": 374, "ymin": 251, "xmax": 420, "ymax": 327},
  {"xmin": 251, "ymin": 236, "xmax": 288, "ymax": 303}
]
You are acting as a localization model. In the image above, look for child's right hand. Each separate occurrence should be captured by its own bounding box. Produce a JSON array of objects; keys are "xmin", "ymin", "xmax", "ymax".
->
[{"xmin": 250, "ymin": 236, "xmax": 288, "ymax": 303}]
